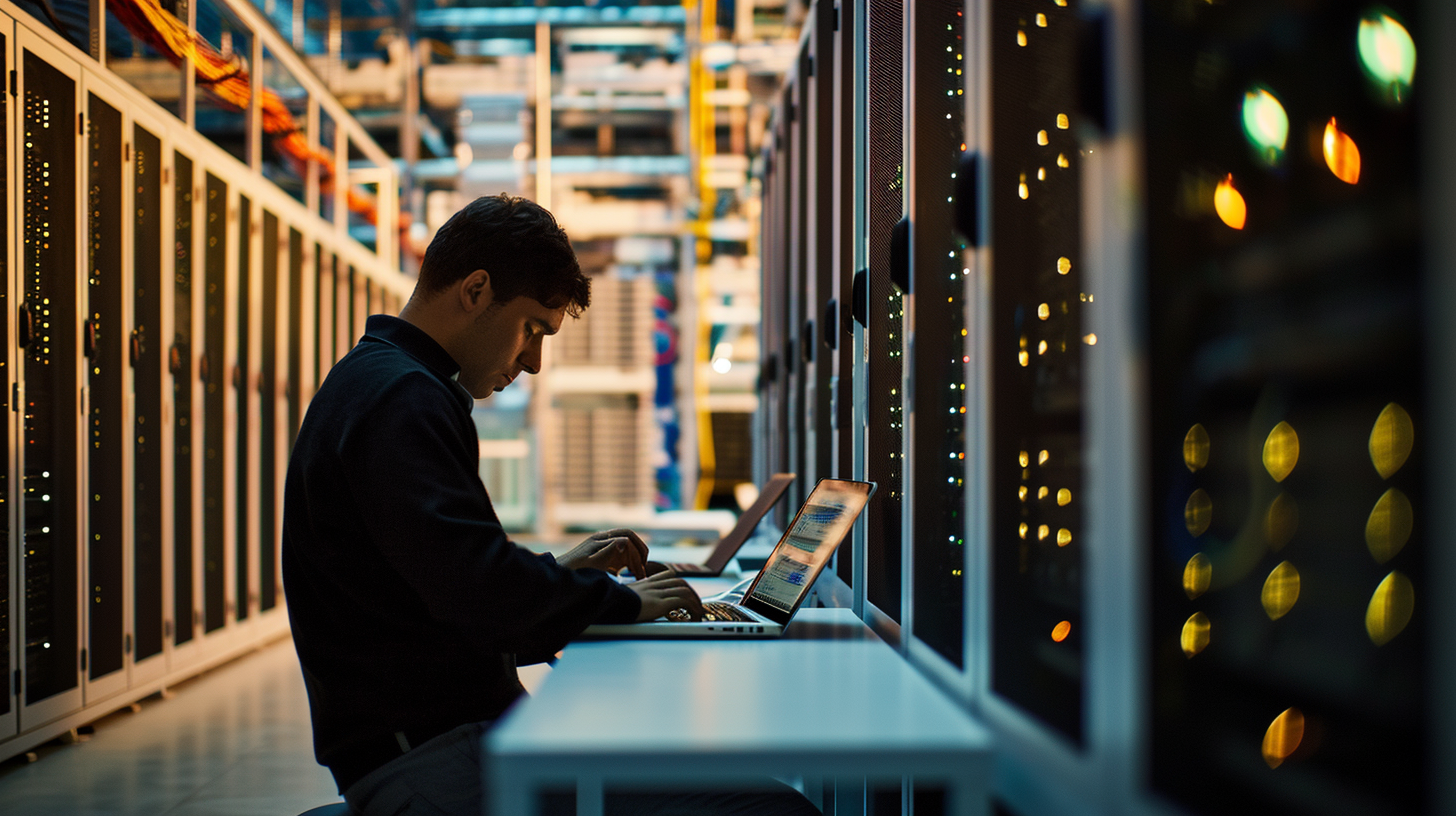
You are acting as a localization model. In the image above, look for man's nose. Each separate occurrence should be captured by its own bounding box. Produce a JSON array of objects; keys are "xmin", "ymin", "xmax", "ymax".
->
[{"xmin": 519, "ymin": 337, "xmax": 544, "ymax": 375}]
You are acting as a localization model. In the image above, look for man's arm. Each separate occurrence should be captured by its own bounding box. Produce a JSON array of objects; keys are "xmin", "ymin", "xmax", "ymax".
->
[{"xmin": 339, "ymin": 373, "xmax": 641, "ymax": 653}]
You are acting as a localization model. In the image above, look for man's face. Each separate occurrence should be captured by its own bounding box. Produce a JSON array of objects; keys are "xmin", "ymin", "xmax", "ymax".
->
[{"xmin": 456, "ymin": 294, "xmax": 567, "ymax": 399}]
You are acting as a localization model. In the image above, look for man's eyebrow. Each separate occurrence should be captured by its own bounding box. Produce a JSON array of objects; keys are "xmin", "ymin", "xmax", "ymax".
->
[{"xmin": 532, "ymin": 317, "xmax": 560, "ymax": 336}]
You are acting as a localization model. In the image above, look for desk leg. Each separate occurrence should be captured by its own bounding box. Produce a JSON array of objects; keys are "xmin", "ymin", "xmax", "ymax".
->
[
  {"xmin": 575, "ymin": 775, "xmax": 605, "ymax": 816},
  {"xmin": 832, "ymin": 777, "xmax": 865, "ymax": 816}
]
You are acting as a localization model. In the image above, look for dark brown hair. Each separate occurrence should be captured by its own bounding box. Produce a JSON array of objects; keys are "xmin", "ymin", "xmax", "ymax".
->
[{"xmin": 415, "ymin": 194, "xmax": 590, "ymax": 316}]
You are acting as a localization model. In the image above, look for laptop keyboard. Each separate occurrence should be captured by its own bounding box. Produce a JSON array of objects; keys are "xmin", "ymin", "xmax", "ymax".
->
[{"xmin": 702, "ymin": 601, "xmax": 756, "ymax": 622}]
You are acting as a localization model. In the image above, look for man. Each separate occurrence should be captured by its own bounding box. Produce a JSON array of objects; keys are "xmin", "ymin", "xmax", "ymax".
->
[{"xmin": 283, "ymin": 194, "xmax": 817, "ymax": 815}]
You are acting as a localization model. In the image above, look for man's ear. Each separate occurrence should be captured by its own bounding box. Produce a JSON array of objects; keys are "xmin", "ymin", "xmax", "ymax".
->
[{"xmin": 459, "ymin": 269, "xmax": 493, "ymax": 313}]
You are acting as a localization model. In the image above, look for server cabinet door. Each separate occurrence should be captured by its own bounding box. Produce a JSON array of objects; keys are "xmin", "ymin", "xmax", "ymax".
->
[
  {"xmin": 257, "ymin": 210, "xmax": 281, "ymax": 613},
  {"xmin": 82, "ymin": 84, "xmax": 128, "ymax": 703},
  {"xmin": 169, "ymin": 148, "xmax": 201, "ymax": 662},
  {"xmin": 16, "ymin": 29, "xmax": 84, "ymax": 728},
  {"xmin": 234, "ymin": 195, "xmax": 254, "ymax": 624},
  {"xmin": 905, "ymin": 0, "xmax": 971, "ymax": 671},
  {"xmin": 128, "ymin": 108, "xmax": 168, "ymax": 687},
  {"xmin": 200, "ymin": 171, "xmax": 229, "ymax": 635},
  {"xmin": 863, "ymin": 0, "xmax": 908, "ymax": 631},
  {"xmin": 0, "ymin": 20, "xmax": 16, "ymax": 742}
]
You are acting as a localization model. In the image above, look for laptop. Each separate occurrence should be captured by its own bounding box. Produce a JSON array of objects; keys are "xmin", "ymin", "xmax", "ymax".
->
[
  {"xmin": 640, "ymin": 472, "xmax": 796, "ymax": 577},
  {"xmin": 582, "ymin": 478, "xmax": 876, "ymax": 639}
]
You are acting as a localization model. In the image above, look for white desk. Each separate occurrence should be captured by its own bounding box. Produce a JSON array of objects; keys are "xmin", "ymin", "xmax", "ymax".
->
[{"xmin": 484, "ymin": 608, "xmax": 993, "ymax": 816}]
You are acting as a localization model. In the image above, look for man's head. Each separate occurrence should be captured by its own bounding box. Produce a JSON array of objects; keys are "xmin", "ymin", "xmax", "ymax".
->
[
  {"xmin": 402, "ymin": 194, "xmax": 591, "ymax": 399},
  {"xmin": 416, "ymin": 193, "xmax": 590, "ymax": 315}
]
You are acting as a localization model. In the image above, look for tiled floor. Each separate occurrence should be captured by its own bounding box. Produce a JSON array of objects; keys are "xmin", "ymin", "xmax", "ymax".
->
[{"xmin": 0, "ymin": 637, "xmax": 343, "ymax": 816}]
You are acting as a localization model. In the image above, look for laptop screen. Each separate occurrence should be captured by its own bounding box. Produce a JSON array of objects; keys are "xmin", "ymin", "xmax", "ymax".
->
[{"xmin": 743, "ymin": 479, "xmax": 876, "ymax": 623}]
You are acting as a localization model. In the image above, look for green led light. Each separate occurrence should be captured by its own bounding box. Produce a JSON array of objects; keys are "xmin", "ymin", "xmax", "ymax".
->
[
  {"xmin": 1241, "ymin": 87, "xmax": 1288, "ymax": 166},
  {"xmin": 1358, "ymin": 12, "xmax": 1416, "ymax": 102}
]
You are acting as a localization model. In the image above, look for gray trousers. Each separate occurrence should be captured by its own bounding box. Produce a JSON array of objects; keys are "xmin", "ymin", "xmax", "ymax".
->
[{"xmin": 343, "ymin": 723, "xmax": 821, "ymax": 816}]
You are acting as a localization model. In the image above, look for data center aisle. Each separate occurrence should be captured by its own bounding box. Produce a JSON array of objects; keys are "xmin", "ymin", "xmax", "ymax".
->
[{"xmin": 0, "ymin": 636, "xmax": 339, "ymax": 816}]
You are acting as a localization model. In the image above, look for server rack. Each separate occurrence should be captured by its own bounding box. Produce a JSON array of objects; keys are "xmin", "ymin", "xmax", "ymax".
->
[
  {"xmin": 861, "ymin": 0, "xmax": 908, "ymax": 639},
  {"xmin": 1, "ymin": 0, "xmax": 408, "ymax": 761}
]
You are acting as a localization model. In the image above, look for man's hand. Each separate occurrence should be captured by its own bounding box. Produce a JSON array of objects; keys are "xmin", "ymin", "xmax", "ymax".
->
[
  {"xmin": 557, "ymin": 528, "xmax": 649, "ymax": 578},
  {"xmin": 628, "ymin": 572, "xmax": 705, "ymax": 622}
]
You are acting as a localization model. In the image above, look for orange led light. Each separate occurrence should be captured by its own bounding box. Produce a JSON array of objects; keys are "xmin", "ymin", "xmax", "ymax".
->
[
  {"xmin": 1214, "ymin": 174, "xmax": 1247, "ymax": 230},
  {"xmin": 1051, "ymin": 621, "xmax": 1072, "ymax": 642},
  {"xmin": 1323, "ymin": 118, "xmax": 1361, "ymax": 184}
]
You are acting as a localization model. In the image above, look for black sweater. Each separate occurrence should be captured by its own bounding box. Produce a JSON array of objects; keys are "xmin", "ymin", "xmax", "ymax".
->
[{"xmin": 282, "ymin": 315, "xmax": 640, "ymax": 791}]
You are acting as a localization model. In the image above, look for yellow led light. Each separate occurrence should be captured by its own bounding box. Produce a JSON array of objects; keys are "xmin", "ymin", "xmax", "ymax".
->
[
  {"xmin": 1366, "ymin": 571, "xmax": 1414, "ymax": 646},
  {"xmin": 1051, "ymin": 621, "xmax": 1071, "ymax": 642},
  {"xmin": 1369, "ymin": 402, "xmax": 1413, "ymax": 479},
  {"xmin": 1184, "ymin": 553, "xmax": 1211, "ymax": 599},
  {"xmin": 1264, "ymin": 493, "xmax": 1298, "ymax": 552},
  {"xmin": 1365, "ymin": 488, "xmax": 1413, "ymax": 564},
  {"xmin": 1323, "ymin": 118, "xmax": 1361, "ymax": 184},
  {"xmin": 1183, "ymin": 423, "xmax": 1210, "ymax": 472},
  {"xmin": 1214, "ymin": 174, "xmax": 1247, "ymax": 230},
  {"xmin": 1261, "ymin": 561, "xmax": 1300, "ymax": 620},
  {"xmin": 1181, "ymin": 612, "xmax": 1210, "ymax": 657},
  {"xmin": 1262, "ymin": 708, "xmax": 1305, "ymax": 769},
  {"xmin": 1263, "ymin": 421, "xmax": 1299, "ymax": 482},
  {"xmin": 1185, "ymin": 488, "xmax": 1212, "ymax": 537}
]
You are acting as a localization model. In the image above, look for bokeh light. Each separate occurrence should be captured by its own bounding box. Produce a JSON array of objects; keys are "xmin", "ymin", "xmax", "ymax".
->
[
  {"xmin": 1262, "ymin": 708, "xmax": 1305, "ymax": 768},
  {"xmin": 1183, "ymin": 423, "xmax": 1210, "ymax": 472},
  {"xmin": 1261, "ymin": 561, "xmax": 1300, "ymax": 620},
  {"xmin": 1358, "ymin": 12, "xmax": 1416, "ymax": 102},
  {"xmin": 1214, "ymin": 174, "xmax": 1246, "ymax": 230},
  {"xmin": 1365, "ymin": 488, "xmax": 1413, "ymax": 564},
  {"xmin": 1369, "ymin": 402, "xmax": 1414, "ymax": 479},
  {"xmin": 1241, "ymin": 87, "xmax": 1289, "ymax": 165},
  {"xmin": 1262, "ymin": 421, "xmax": 1299, "ymax": 483},
  {"xmin": 1181, "ymin": 612, "xmax": 1210, "ymax": 657},
  {"xmin": 1184, "ymin": 553, "xmax": 1211, "ymax": 599},
  {"xmin": 1366, "ymin": 571, "xmax": 1414, "ymax": 645},
  {"xmin": 1322, "ymin": 118, "xmax": 1361, "ymax": 184}
]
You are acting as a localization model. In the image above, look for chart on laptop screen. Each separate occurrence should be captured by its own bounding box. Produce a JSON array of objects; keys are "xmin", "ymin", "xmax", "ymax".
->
[{"xmin": 749, "ymin": 484, "xmax": 872, "ymax": 613}]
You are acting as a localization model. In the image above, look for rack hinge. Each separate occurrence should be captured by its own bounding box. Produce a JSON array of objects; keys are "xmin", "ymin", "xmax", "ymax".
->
[
  {"xmin": 8, "ymin": 70, "xmax": 15, "ymax": 97},
  {"xmin": 13, "ymin": 669, "xmax": 21, "ymax": 697},
  {"xmin": 124, "ymin": 633, "xmax": 133, "ymax": 655},
  {"xmin": 80, "ymin": 649, "xmax": 88, "ymax": 672},
  {"xmin": 11, "ymin": 382, "xmax": 18, "ymax": 411},
  {"xmin": 78, "ymin": 111, "xmax": 84, "ymax": 136}
]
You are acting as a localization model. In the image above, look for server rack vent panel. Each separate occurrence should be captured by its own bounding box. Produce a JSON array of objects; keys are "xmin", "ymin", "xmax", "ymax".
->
[
  {"xmin": 259, "ymin": 210, "xmax": 280, "ymax": 612},
  {"xmin": 1143, "ymin": 2, "xmax": 1428, "ymax": 813},
  {"xmin": 132, "ymin": 122, "xmax": 165, "ymax": 662},
  {"xmin": 173, "ymin": 151, "xmax": 195, "ymax": 647},
  {"xmin": 235, "ymin": 196, "xmax": 251, "ymax": 622},
  {"xmin": 988, "ymin": 0, "xmax": 1088, "ymax": 741},
  {"xmin": 864, "ymin": 0, "xmax": 906, "ymax": 623},
  {"xmin": 87, "ymin": 92, "xmax": 125, "ymax": 679},
  {"xmin": 21, "ymin": 48, "xmax": 80, "ymax": 704},
  {"xmin": 202, "ymin": 172, "xmax": 228, "ymax": 634}
]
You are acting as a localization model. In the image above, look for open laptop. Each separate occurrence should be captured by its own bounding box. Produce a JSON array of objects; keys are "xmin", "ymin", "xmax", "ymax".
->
[
  {"xmin": 640, "ymin": 472, "xmax": 796, "ymax": 577},
  {"xmin": 582, "ymin": 478, "xmax": 876, "ymax": 639}
]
